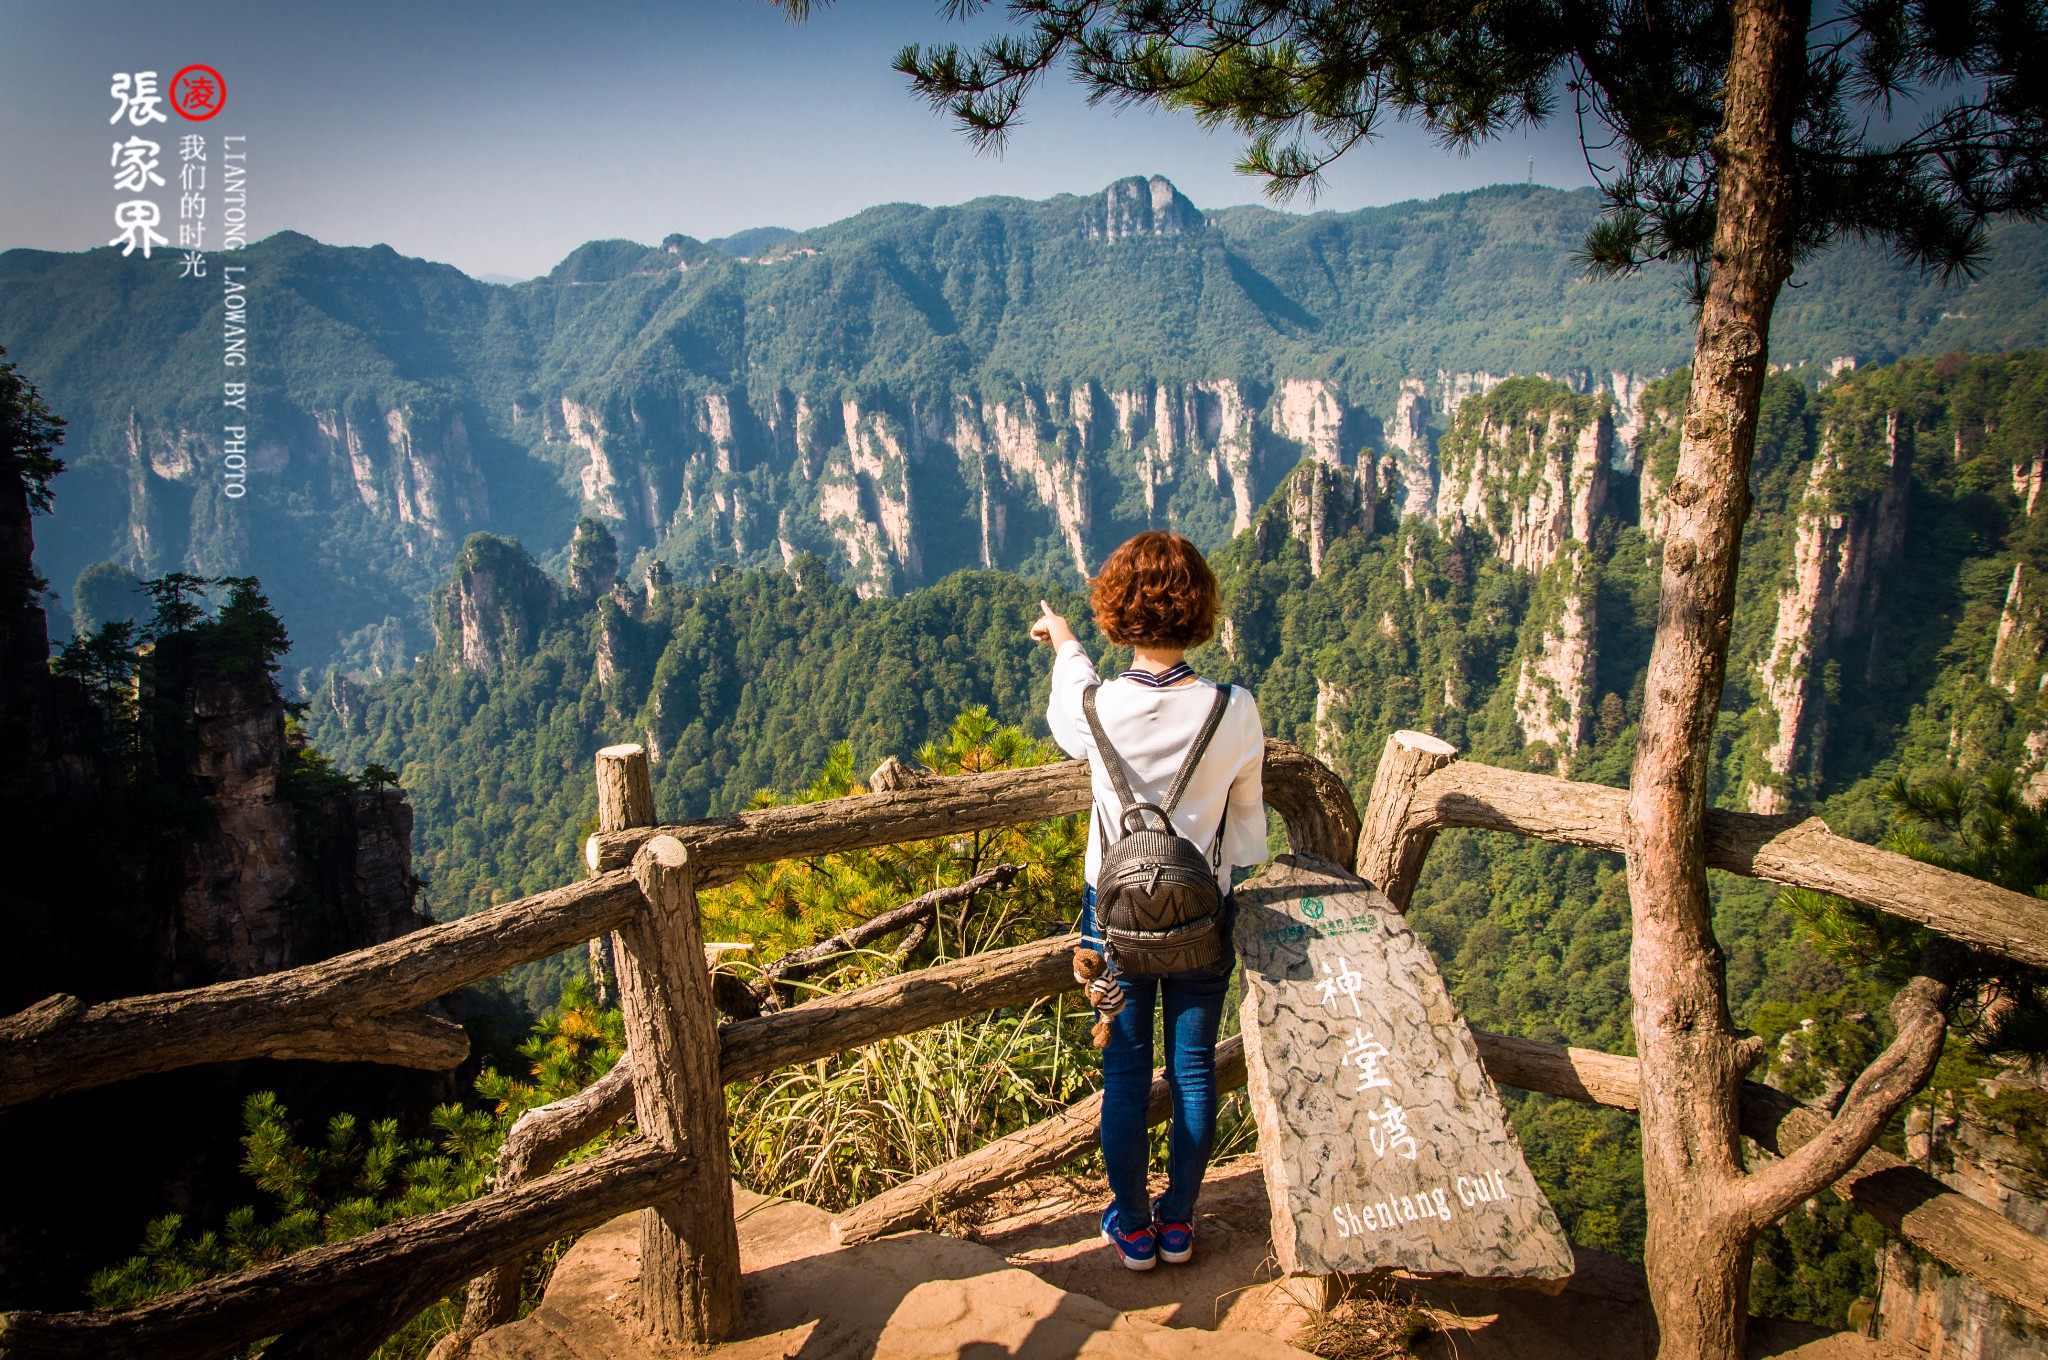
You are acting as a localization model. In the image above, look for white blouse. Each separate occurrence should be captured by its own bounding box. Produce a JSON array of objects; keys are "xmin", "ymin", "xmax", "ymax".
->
[{"xmin": 1045, "ymin": 639, "xmax": 1269, "ymax": 886}]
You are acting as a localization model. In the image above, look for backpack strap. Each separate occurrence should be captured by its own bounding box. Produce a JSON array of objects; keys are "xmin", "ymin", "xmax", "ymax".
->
[
  {"xmin": 1161, "ymin": 684, "xmax": 1232, "ymax": 816},
  {"xmin": 1083, "ymin": 680, "xmax": 1232, "ymax": 850},
  {"xmin": 1081, "ymin": 683, "xmax": 1140, "ymax": 814}
]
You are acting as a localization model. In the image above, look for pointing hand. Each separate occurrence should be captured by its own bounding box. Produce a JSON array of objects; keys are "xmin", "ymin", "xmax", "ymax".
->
[{"xmin": 1030, "ymin": 599, "xmax": 1074, "ymax": 648}]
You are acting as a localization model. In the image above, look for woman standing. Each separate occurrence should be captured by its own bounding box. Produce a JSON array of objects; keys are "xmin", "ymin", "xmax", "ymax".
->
[{"xmin": 1030, "ymin": 531, "xmax": 1267, "ymax": 1271}]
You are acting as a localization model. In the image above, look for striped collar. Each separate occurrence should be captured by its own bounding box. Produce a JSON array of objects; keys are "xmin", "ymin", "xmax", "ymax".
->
[{"xmin": 1119, "ymin": 662, "xmax": 1197, "ymax": 688}]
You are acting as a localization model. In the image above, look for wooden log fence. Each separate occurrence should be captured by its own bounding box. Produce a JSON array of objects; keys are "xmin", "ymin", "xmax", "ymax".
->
[
  {"xmin": 1358, "ymin": 730, "xmax": 2048, "ymax": 969},
  {"xmin": 0, "ymin": 1138, "xmax": 691, "ymax": 1360},
  {"xmin": 0, "ymin": 871, "xmax": 644, "ymax": 1109},
  {"xmin": 4, "ymin": 730, "xmax": 2046, "ymax": 1360}
]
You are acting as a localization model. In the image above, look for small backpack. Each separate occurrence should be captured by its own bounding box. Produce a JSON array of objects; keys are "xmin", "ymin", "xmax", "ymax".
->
[{"xmin": 1083, "ymin": 681, "xmax": 1232, "ymax": 976}]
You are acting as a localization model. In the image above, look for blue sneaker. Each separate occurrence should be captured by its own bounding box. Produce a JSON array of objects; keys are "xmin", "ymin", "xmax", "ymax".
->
[
  {"xmin": 1100, "ymin": 1203, "xmax": 1158, "ymax": 1271},
  {"xmin": 1152, "ymin": 1198, "xmax": 1193, "ymax": 1264}
]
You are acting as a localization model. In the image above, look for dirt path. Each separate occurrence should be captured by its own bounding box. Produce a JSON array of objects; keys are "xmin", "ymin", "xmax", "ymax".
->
[{"xmin": 471, "ymin": 1152, "xmax": 1911, "ymax": 1359}]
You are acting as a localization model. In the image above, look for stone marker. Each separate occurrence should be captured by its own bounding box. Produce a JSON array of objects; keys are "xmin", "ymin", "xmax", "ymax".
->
[{"xmin": 1235, "ymin": 853, "xmax": 1575, "ymax": 1282}]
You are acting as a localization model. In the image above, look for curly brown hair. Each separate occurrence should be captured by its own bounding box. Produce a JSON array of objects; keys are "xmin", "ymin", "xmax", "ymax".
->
[{"xmin": 1090, "ymin": 531, "xmax": 1220, "ymax": 649}]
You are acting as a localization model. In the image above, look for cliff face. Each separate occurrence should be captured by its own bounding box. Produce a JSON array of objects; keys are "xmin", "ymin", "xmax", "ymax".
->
[
  {"xmin": 622, "ymin": 363, "xmax": 1657, "ymax": 605},
  {"xmin": 166, "ymin": 657, "xmax": 426, "ymax": 984},
  {"xmin": 1512, "ymin": 543, "xmax": 1598, "ymax": 768},
  {"xmin": 567, "ymin": 517, "xmax": 620, "ymax": 601},
  {"xmin": 1741, "ymin": 384, "xmax": 1914, "ymax": 812},
  {"xmin": 1383, "ymin": 379, "xmax": 1436, "ymax": 521},
  {"xmin": 49, "ymin": 172, "xmax": 2011, "ymax": 674},
  {"xmin": 1435, "ymin": 378, "xmax": 1612, "ymax": 575},
  {"xmin": 1425, "ymin": 380, "xmax": 1611, "ymax": 767},
  {"xmin": 1251, "ymin": 457, "xmax": 1369, "ymax": 578},
  {"xmin": 1231, "ymin": 376, "xmax": 1618, "ymax": 772},
  {"xmin": 1087, "ymin": 175, "xmax": 1202, "ymax": 239},
  {"xmin": 1877, "ymin": 1065, "xmax": 2048, "ymax": 1359},
  {"xmin": 3, "ymin": 381, "xmax": 430, "ymax": 997}
]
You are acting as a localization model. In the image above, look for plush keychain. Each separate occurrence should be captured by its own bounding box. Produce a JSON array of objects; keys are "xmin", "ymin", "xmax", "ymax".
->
[{"xmin": 1071, "ymin": 947, "xmax": 1125, "ymax": 1048}]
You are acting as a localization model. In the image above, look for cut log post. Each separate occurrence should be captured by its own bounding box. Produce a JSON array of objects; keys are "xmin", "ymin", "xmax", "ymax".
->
[
  {"xmin": 834, "ymin": 1035, "xmax": 1248, "ymax": 1243},
  {"xmin": 0, "ymin": 1138, "xmax": 689, "ymax": 1360},
  {"xmin": 595, "ymin": 744, "xmax": 658, "ymax": 833},
  {"xmin": 589, "ymin": 744, "xmax": 656, "ymax": 1008},
  {"xmin": 1355, "ymin": 731, "xmax": 1459, "ymax": 909},
  {"xmin": 618, "ymin": 836, "xmax": 742, "ymax": 1346}
]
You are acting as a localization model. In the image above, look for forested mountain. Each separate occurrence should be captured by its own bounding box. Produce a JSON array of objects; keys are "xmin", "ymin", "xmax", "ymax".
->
[
  {"xmin": 300, "ymin": 350, "xmax": 2048, "ymax": 1335},
  {"xmin": 312, "ymin": 352, "xmax": 2048, "ymax": 905},
  {"xmin": 4, "ymin": 178, "xmax": 2046, "ymax": 680}
]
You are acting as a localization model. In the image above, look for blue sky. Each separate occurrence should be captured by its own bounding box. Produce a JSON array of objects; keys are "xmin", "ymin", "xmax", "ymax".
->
[{"xmin": 2, "ymin": 0, "xmax": 1598, "ymax": 279}]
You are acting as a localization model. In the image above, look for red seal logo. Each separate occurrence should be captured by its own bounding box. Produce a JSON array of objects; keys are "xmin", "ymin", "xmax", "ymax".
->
[{"xmin": 170, "ymin": 65, "xmax": 226, "ymax": 121}]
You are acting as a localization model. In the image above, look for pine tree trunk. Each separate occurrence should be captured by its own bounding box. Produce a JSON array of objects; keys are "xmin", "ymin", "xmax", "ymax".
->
[{"xmin": 1623, "ymin": 0, "xmax": 1809, "ymax": 1353}]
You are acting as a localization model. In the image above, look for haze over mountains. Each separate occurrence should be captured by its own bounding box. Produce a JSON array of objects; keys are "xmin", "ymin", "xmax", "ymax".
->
[{"xmin": 3, "ymin": 176, "xmax": 2046, "ymax": 680}]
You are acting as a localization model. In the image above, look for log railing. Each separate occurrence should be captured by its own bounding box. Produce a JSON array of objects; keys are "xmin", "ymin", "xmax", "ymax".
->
[
  {"xmin": 0, "ymin": 731, "xmax": 2042, "ymax": 1360},
  {"xmin": 1356, "ymin": 730, "xmax": 2048, "ymax": 968}
]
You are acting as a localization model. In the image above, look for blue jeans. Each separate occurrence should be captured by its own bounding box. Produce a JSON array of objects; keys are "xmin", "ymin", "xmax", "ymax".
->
[{"xmin": 1081, "ymin": 886, "xmax": 1235, "ymax": 1233}]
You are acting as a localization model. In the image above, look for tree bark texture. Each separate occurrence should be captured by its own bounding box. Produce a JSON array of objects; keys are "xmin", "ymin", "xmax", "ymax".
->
[
  {"xmin": 0, "ymin": 1139, "xmax": 689, "ymax": 1360},
  {"xmin": 587, "ymin": 746, "xmax": 655, "ymax": 1014},
  {"xmin": 1361, "ymin": 748, "xmax": 2048, "ymax": 969},
  {"xmin": 618, "ymin": 837, "xmax": 741, "ymax": 1347},
  {"xmin": 1260, "ymin": 739, "xmax": 1363, "ymax": 865},
  {"xmin": 259, "ymin": 1268, "xmax": 458, "ymax": 1360},
  {"xmin": 1621, "ymin": 0, "xmax": 1819, "ymax": 1350}
]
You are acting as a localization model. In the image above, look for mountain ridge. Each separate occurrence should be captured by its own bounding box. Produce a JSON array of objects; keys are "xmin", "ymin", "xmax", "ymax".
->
[{"xmin": 4, "ymin": 177, "xmax": 2046, "ymax": 679}]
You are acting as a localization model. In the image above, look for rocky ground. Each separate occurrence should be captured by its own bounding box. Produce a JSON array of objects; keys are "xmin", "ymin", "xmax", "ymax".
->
[{"xmin": 472, "ymin": 1154, "xmax": 1911, "ymax": 1359}]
